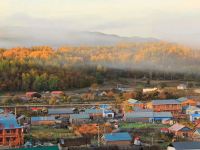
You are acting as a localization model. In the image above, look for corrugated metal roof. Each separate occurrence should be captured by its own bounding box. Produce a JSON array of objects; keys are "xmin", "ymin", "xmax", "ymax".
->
[
  {"xmin": 133, "ymin": 107, "xmax": 153, "ymax": 112},
  {"xmin": 84, "ymin": 109, "xmax": 102, "ymax": 114},
  {"xmin": 125, "ymin": 112, "xmax": 172, "ymax": 119},
  {"xmin": 171, "ymin": 142, "xmax": 200, "ymax": 150},
  {"xmin": 104, "ymin": 110, "xmax": 113, "ymax": 114},
  {"xmin": 31, "ymin": 116, "xmax": 56, "ymax": 122},
  {"xmin": 48, "ymin": 108, "xmax": 74, "ymax": 115},
  {"xmin": 191, "ymin": 114, "xmax": 200, "ymax": 117},
  {"xmin": 103, "ymin": 132, "xmax": 132, "ymax": 141},
  {"xmin": 152, "ymin": 99, "xmax": 180, "ymax": 105},
  {"xmin": 0, "ymin": 114, "xmax": 21, "ymax": 129},
  {"xmin": 99, "ymin": 104, "xmax": 110, "ymax": 109},
  {"xmin": 70, "ymin": 114, "xmax": 90, "ymax": 119},
  {"xmin": 168, "ymin": 123, "xmax": 185, "ymax": 132},
  {"xmin": 177, "ymin": 97, "xmax": 188, "ymax": 102},
  {"xmin": 126, "ymin": 112, "xmax": 153, "ymax": 118},
  {"xmin": 153, "ymin": 112, "xmax": 172, "ymax": 118}
]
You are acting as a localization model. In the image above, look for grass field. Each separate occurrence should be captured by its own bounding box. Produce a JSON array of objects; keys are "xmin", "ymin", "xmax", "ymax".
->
[
  {"xmin": 28, "ymin": 126, "xmax": 77, "ymax": 141},
  {"xmin": 119, "ymin": 122, "xmax": 169, "ymax": 129}
]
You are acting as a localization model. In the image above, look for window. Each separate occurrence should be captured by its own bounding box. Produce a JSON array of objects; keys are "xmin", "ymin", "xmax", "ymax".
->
[{"xmin": 6, "ymin": 130, "xmax": 10, "ymax": 134}]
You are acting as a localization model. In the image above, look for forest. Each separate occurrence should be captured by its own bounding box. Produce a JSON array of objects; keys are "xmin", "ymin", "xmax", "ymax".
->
[{"xmin": 0, "ymin": 42, "xmax": 200, "ymax": 91}]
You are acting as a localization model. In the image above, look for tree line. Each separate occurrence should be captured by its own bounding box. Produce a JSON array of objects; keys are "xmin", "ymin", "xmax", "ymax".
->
[{"xmin": 0, "ymin": 42, "xmax": 200, "ymax": 91}]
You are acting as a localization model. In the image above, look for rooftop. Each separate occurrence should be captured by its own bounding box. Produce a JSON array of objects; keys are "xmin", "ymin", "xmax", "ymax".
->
[
  {"xmin": 70, "ymin": 114, "xmax": 90, "ymax": 119},
  {"xmin": 176, "ymin": 97, "xmax": 188, "ymax": 102},
  {"xmin": 125, "ymin": 111, "xmax": 172, "ymax": 118},
  {"xmin": 84, "ymin": 109, "xmax": 103, "ymax": 114},
  {"xmin": 48, "ymin": 108, "xmax": 74, "ymax": 115},
  {"xmin": 168, "ymin": 123, "xmax": 185, "ymax": 132},
  {"xmin": 127, "ymin": 99, "xmax": 139, "ymax": 104},
  {"xmin": 152, "ymin": 99, "xmax": 180, "ymax": 105},
  {"xmin": 103, "ymin": 132, "xmax": 132, "ymax": 141},
  {"xmin": 170, "ymin": 142, "xmax": 200, "ymax": 150},
  {"xmin": 0, "ymin": 114, "xmax": 21, "ymax": 130},
  {"xmin": 31, "ymin": 116, "xmax": 56, "ymax": 122},
  {"xmin": 99, "ymin": 104, "xmax": 110, "ymax": 109}
]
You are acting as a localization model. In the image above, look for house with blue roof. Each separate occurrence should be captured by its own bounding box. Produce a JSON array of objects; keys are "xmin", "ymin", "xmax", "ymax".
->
[
  {"xmin": 99, "ymin": 104, "xmax": 111, "ymax": 109},
  {"xmin": 102, "ymin": 109, "xmax": 114, "ymax": 118},
  {"xmin": 190, "ymin": 113, "xmax": 200, "ymax": 122},
  {"xmin": 102, "ymin": 132, "xmax": 132, "ymax": 146},
  {"xmin": 124, "ymin": 111, "xmax": 172, "ymax": 123},
  {"xmin": 31, "ymin": 116, "xmax": 57, "ymax": 125},
  {"xmin": 0, "ymin": 114, "xmax": 24, "ymax": 147},
  {"xmin": 185, "ymin": 106, "xmax": 200, "ymax": 115}
]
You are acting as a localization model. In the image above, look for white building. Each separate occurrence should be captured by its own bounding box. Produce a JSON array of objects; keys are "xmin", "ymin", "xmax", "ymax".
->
[
  {"xmin": 142, "ymin": 88, "xmax": 158, "ymax": 93},
  {"xmin": 177, "ymin": 84, "xmax": 187, "ymax": 90}
]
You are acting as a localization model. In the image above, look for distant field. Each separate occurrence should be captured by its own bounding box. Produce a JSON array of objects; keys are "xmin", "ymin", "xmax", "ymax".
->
[
  {"xmin": 28, "ymin": 126, "xmax": 77, "ymax": 141},
  {"xmin": 119, "ymin": 122, "xmax": 169, "ymax": 129}
]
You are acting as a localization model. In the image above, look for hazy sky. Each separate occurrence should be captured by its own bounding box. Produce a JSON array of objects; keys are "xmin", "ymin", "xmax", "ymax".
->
[{"xmin": 1, "ymin": 0, "xmax": 200, "ymax": 47}]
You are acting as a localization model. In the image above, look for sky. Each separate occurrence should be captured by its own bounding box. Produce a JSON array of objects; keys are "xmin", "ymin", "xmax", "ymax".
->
[{"xmin": 1, "ymin": 0, "xmax": 200, "ymax": 47}]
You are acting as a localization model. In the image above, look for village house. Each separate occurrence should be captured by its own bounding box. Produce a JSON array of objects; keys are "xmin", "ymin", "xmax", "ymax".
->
[
  {"xmin": 146, "ymin": 99, "xmax": 182, "ymax": 115},
  {"xmin": 103, "ymin": 110, "xmax": 114, "ymax": 118},
  {"xmin": 0, "ymin": 114, "xmax": 24, "ymax": 147},
  {"xmin": 185, "ymin": 105, "xmax": 200, "ymax": 115},
  {"xmin": 168, "ymin": 123, "xmax": 192, "ymax": 138},
  {"xmin": 177, "ymin": 97, "xmax": 197, "ymax": 108},
  {"xmin": 177, "ymin": 84, "xmax": 187, "ymax": 90},
  {"xmin": 192, "ymin": 128, "xmax": 200, "ymax": 141},
  {"xmin": 123, "ymin": 99, "xmax": 144, "ymax": 110},
  {"xmin": 59, "ymin": 137, "xmax": 91, "ymax": 149},
  {"xmin": 69, "ymin": 114, "xmax": 90, "ymax": 124},
  {"xmin": 84, "ymin": 108, "xmax": 103, "ymax": 118},
  {"xmin": 142, "ymin": 87, "xmax": 158, "ymax": 93},
  {"xmin": 167, "ymin": 142, "xmax": 200, "ymax": 150},
  {"xmin": 51, "ymin": 91, "xmax": 65, "ymax": 97},
  {"xmin": 102, "ymin": 132, "xmax": 132, "ymax": 146},
  {"xmin": 124, "ymin": 111, "xmax": 172, "ymax": 123},
  {"xmin": 48, "ymin": 108, "xmax": 76, "ymax": 117},
  {"xmin": 190, "ymin": 113, "xmax": 200, "ymax": 122},
  {"xmin": 31, "ymin": 116, "xmax": 57, "ymax": 126},
  {"xmin": 26, "ymin": 92, "xmax": 41, "ymax": 98}
]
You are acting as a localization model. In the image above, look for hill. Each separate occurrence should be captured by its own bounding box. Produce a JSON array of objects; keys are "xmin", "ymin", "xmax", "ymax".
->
[
  {"xmin": 0, "ymin": 42, "xmax": 200, "ymax": 91},
  {"xmin": 0, "ymin": 27, "xmax": 158, "ymax": 48}
]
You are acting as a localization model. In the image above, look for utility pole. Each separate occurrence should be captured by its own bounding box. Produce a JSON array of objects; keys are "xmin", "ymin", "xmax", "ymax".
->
[
  {"xmin": 97, "ymin": 124, "xmax": 100, "ymax": 147},
  {"xmin": 15, "ymin": 107, "xmax": 17, "ymax": 116}
]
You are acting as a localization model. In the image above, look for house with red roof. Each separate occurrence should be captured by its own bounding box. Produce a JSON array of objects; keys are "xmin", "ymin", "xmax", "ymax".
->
[{"xmin": 51, "ymin": 91, "xmax": 65, "ymax": 97}]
